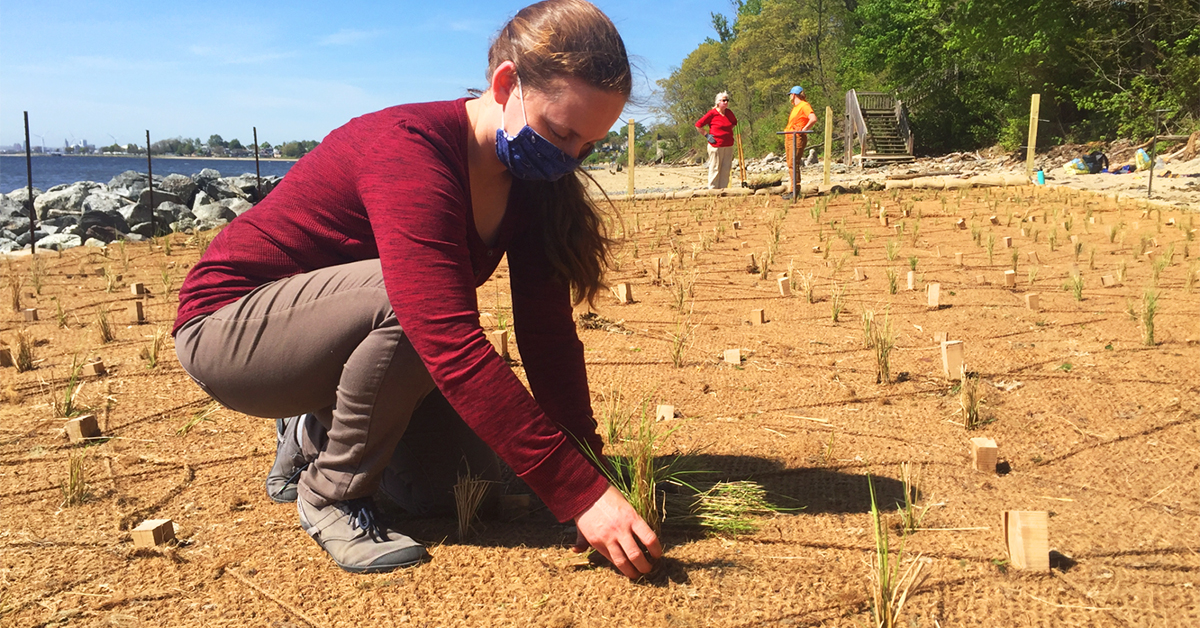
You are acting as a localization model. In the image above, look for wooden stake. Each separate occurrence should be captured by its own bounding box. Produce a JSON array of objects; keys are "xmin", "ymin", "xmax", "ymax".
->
[
  {"xmin": 1025, "ymin": 293, "xmax": 1040, "ymax": 310},
  {"xmin": 750, "ymin": 308, "xmax": 766, "ymax": 325},
  {"xmin": 1003, "ymin": 510, "xmax": 1049, "ymax": 570},
  {"xmin": 1026, "ymin": 94, "xmax": 1041, "ymax": 182},
  {"xmin": 941, "ymin": 340, "xmax": 964, "ymax": 380},
  {"xmin": 130, "ymin": 282, "xmax": 146, "ymax": 296},
  {"xmin": 970, "ymin": 437, "xmax": 998, "ymax": 473},
  {"xmin": 724, "ymin": 348, "xmax": 742, "ymax": 365},
  {"xmin": 488, "ymin": 329, "xmax": 509, "ymax": 360},
  {"xmin": 130, "ymin": 300, "xmax": 145, "ymax": 324},
  {"xmin": 1004, "ymin": 270, "xmax": 1017, "ymax": 287},
  {"xmin": 927, "ymin": 282, "xmax": 941, "ymax": 309},
  {"xmin": 777, "ymin": 276, "xmax": 791, "ymax": 297},
  {"xmin": 615, "ymin": 282, "xmax": 633, "ymax": 304},
  {"xmin": 65, "ymin": 414, "xmax": 101, "ymax": 443},
  {"xmin": 0, "ymin": 348, "xmax": 12, "ymax": 368},
  {"xmin": 82, "ymin": 359, "xmax": 106, "ymax": 377},
  {"xmin": 131, "ymin": 519, "xmax": 176, "ymax": 548},
  {"xmin": 655, "ymin": 404, "xmax": 675, "ymax": 422},
  {"xmin": 823, "ymin": 106, "xmax": 833, "ymax": 186},
  {"xmin": 22, "ymin": 308, "xmax": 38, "ymax": 322},
  {"xmin": 906, "ymin": 271, "xmax": 916, "ymax": 290}
]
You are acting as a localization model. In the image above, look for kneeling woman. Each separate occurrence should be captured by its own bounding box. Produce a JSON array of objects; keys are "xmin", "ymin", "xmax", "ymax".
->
[{"xmin": 173, "ymin": 0, "xmax": 659, "ymax": 578}]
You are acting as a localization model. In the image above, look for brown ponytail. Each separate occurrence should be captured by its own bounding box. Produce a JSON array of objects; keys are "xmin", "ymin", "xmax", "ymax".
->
[{"xmin": 488, "ymin": 0, "xmax": 631, "ymax": 306}]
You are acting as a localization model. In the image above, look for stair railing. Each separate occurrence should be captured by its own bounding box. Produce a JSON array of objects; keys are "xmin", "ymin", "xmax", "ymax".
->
[
  {"xmin": 895, "ymin": 99, "xmax": 914, "ymax": 155},
  {"xmin": 844, "ymin": 89, "xmax": 869, "ymax": 166}
]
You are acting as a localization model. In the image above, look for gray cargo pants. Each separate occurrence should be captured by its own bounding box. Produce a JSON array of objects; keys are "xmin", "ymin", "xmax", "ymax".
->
[{"xmin": 175, "ymin": 258, "xmax": 499, "ymax": 513}]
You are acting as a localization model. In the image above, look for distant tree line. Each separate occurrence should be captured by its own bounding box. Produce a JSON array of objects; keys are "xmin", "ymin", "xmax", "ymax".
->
[
  {"xmin": 657, "ymin": 0, "xmax": 1199, "ymax": 157},
  {"xmin": 100, "ymin": 135, "xmax": 321, "ymax": 158}
]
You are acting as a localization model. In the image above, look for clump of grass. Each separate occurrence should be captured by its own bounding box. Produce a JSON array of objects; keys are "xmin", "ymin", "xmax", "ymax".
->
[
  {"xmin": 160, "ymin": 263, "xmax": 173, "ymax": 295},
  {"xmin": 896, "ymin": 462, "xmax": 927, "ymax": 534},
  {"xmin": 60, "ymin": 454, "xmax": 91, "ymax": 507},
  {"xmin": 668, "ymin": 272, "xmax": 696, "ymax": 312},
  {"xmin": 885, "ymin": 267, "xmax": 898, "ymax": 294},
  {"xmin": 103, "ymin": 266, "xmax": 117, "ymax": 293},
  {"xmin": 96, "ymin": 308, "xmax": 114, "ymax": 344},
  {"xmin": 1151, "ymin": 255, "xmax": 1168, "ymax": 285},
  {"xmin": 861, "ymin": 310, "xmax": 876, "ymax": 349},
  {"xmin": 1064, "ymin": 274, "xmax": 1084, "ymax": 301},
  {"xmin": 161, "ymin": 235, "xmax": 173, "ymax": 256},
  {"xmin": 798, "ymin": 271, "xmax": 816, "ymax": 303},
  {"xmin": 1027, "ymin": 267, "xmax": 1039, "ymax": 287},
  {"xmin": 140, "ymin": 326, "xmax": 166, "ymax": 369},
  {"xmin": 830, "ymin": 282, "xmax": 846, "ymax": 323},
  {"xmin": 583, "ymin": 401, "xmax": 696, "ymax": 535},
  {"xmin": 667, "ymin": 316, "xmax": 696, "ymax": 368},
  {"xmin": 14, "ymin": 330, "xmax": 34, "ymax": 372},
  {"xmin": 454, "ymin": 468, "xmax": 494, "ymax": 540},
  {"xmin": 834, "ymin": 252, "xmax": 850, "ymax": 275},
  {"xmin": 1141, "ymin": 286, "xmax": 1159, "ymax": 346},
  {"xmin": 960, "ymin": 373, "xmax": 983, "ymax": 430},
  {"xmin": 54, "ymin": 356, "xmax": 87, "ymax": 418},
  {"xmin": 692, "ymin": 481, "xmax": 778, "ymax": 536},
  {"xmin": 885, "ymin": 239, "xmax": 900, "ymax": 261},
  {"xmin": 1118, "ymin": 260, "xmax": 1128, "ymax": 283},
  {"xmin": 1186, "ymin": 262, "xmax": 1198, "ymax": 293},
  {"xmin": 53, "ymin": 297, "xmax": 68, "ymax": 329},
  {"xmin": 867, "ymin": 475, "xmax": 926, "ymax": 628},
  {"xmin": 8, "ymin": 275, "xmax": 21, "ymax": 312},
  {"xmin": 1089, "ymin": 247, "xmax": 1096, "ymax": 270},
  {"xmin": 1073, "ymin": 241, "xmax": 1083, "ymax": 262},
  {"xmin": 907, "ymin": 255, "xmax": 918, "ymax": 271},
  {"xmin": 986, "ymin": 233, "xmax": 995, "ymax": 265},
  {"xmin": 1048, "ymin": 228, "xmax": 1058, "ymax": 252},
  {"xmin": 177, "ymin": 402, "xmax": 218, "ymax": 436},
  {"xmin": 872, "ymin": 312, "xmax": 895, "ymax": 385},
  {"xmin": 29, "ymin": 256, "xmax": 46, "ymax": 295}
]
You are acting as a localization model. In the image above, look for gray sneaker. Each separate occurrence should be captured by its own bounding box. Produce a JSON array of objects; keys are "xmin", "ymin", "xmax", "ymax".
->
[
  {"xmin": 297, "ymin": 494, "xmax": 431, "ymax": 574},
  {"xmin": 266, "ymin": 415, "xmax": 310, "ymax": 503}
]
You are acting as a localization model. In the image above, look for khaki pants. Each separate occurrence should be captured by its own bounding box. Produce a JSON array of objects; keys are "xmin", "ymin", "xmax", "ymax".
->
[
  {"xmin": 175, "ymin": 258, "xmax": 499, "ymax": 511},
  {"xmin": 784, "ymin": 134, "xmax": 809, "ymax": 192},
  {"xmin": 706, "ymin": 144, "xmax": 734, "ymax": 189}
]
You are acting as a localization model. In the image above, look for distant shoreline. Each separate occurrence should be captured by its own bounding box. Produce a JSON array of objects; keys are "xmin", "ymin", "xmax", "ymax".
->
[{"xmin": 0, "ymin": 154, "xmax": 298, "ymax": 163}]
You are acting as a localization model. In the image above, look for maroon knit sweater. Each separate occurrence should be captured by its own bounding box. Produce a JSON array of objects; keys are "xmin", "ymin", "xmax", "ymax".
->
[{"xmin": 174, "ymin": 98, "xmax": 608, "ymax": 522}]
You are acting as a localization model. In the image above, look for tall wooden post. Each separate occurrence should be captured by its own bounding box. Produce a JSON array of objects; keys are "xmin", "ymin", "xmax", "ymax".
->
[
  {"xmin": 23, "ymin": 112, "xmax": 38, "ymax": 254},
  {"xmin": 146, "ymin": 130, "xmax": 155, "ymax": 236},
  {"xmin": 627, "ymin": 118, "xmax": 635, "ymax": 199},
  {"xmin": 1025, "ymin": 94, "xmax": 1041, "ymax": 182},
  {"xmin": 823, "ymin": 106, "xmax": 833, "ymax": 186}
]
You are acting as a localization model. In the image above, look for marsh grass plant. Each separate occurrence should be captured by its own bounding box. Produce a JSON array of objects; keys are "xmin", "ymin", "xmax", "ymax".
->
[
  {"xmin": 54, "ymin": 356, "xmax": 87, "ymax": 418},
  {"xmin": 61, "ymin": 453, "xmax": 91, "ymax": 508},
  {"xmin": 1141, "ymin": 286, "xmax": 1159, "ymax": 346},
  {"xmin": 14, "ymin": 330, "xmax": 34, "ymax": 372},
  {"xmin": 872, "ymin": 313, "xmax": 895, "ymax": 385},
  {"xmin": 692, "ymin": 480, "xmax": 780, "ymax": 536},
  {"xmin": 453, "ymin": 468, "xmax": 495, "ymax": 540},
  {"xmin": 96, "ymin": 308, "xmax": 114, "ymax": 344},
  {"xmin": 177, "ymin": 402, "xmax": 219, "ymax": 437},
  {"xmin": 830, "ymin": 282, "xmax": 847, "ymax": 322},
  {"xmin": 866, "ymin": 475, "xmax": 926, "ymax": 628},
  {"xmin": 896, "ymin": 462, "xmax": 928, "ymax": 534},
  {"xmin": 959, "ymin": 374, "xmax": 984, "ymax": 430}
]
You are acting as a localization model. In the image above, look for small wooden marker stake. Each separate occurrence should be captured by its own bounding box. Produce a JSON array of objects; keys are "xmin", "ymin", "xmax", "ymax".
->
[
  {"xmin": 747, "ymin": 253, "xmax": 757, "ymax": 269},
  {"xmin": 879, "ymin": 213, "xmax": 889, "ymax": 227},
  {"xmin": 655, "ymin": 404, "xmax": 675, "ymax": 422},
  {"xmin": 724, "ymin": 348, "xmax": 742, "ymax": 365},
  {"xmin": 956, "ymin": 218, "xmax": 967, "ymax": 230},
  {"xmin": 906, "ymin": 271, "xmax": 916, "ymax": 291},
  {"xmin": 22, "ymin": 308, "xmax": 38, "ymax": 322},
  {"xmin": 82, "ymin": 359, "xmax": 106, "ymax": 377},
  {"xmin": 1004, "ymin": 270, "xmax": 1017, "ymax": 287},
  {"xmin": 1025, "ymin": 293, "xmax": 1040, "ymax": 310},
  {"xmin": 989, "ymin": 215, "xmax": 1000, "ymax": 225},
  {"xmin": 941, "ymin": 340, "xmax": 964, "ymax": 380},
  {"xmin": 854, "ymin": 268, "xmax": 866, "ymax": 281},
  {"xmin": 970, "ymin": 437, "xmax": 998, "ymax": 473},
  {"xmin": 777, "ymin": 276, "xmax": 791, "ymax": 297},
  {"xmin": 1027, "ymin": 251, "xmax": 1041, "ymax": 265},
  {"xmin": 0, "ymin": 348, "xmax": 12, "ymax": 368},
  {"xmin": 488, "ymin": 329, "xmax": 509, "ymax": 360},
  {"xmin": 65, "ymin": 414, "xmax": 101, "ymax": 443},
  {"xmin": 812, "ymin": 245, "xmax": 821, "ymax": 254},
  {"xmin": 936, "ymin": 246, "xmax": 943, "ymax": 257},
  {"xmin": 732, "ymin": 220, "xmax": 741, "ymax": 230},
  {"xmin": 615, "ymin": 283, "xmax": 633, "ymax": 304},
  {"xmin": 926, "ymin": 283, "xmax": 941, "ymax": 309},
  {"xmin": 130, "ymin": 282, "xmax": 146, "ymax": 296},
  {"xmin": 130, "ymin": 300, "xmax": 145, "ymax": 324},
  {"xmin": 132, "ymin": 519, "xmax": 176, "ymax": 549},
  {"xmin": 955, "ymin": 252, "xmax": 964, "ymax": 266},
  {"xmin": 975, "ymin": 274, "xmax": 987, "ymax": 285},
  {"xmin": 651, "ymin": 258, "xmax": 661, "ymax": 279},
  {"xmin": 933, "ymin": 331, "xmax": 948, "ymax": 344},
  {"xmin": 1101, "ymin": 274, "xmax": 1117, "ymax": 287},
  {"xmin": 1003, "ymin": 236, "xmax": 1013, "ymax": 248},
  {"xmin": 1002, "ymin": 511, "xmax": 1049, "ymax": 571},
  {"xmin": 750, "ymin": 309, "xmax": 766, "ymax": 325}
]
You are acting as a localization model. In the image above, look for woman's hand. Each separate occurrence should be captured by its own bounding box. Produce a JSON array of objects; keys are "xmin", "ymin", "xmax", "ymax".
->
[{"xmin": 573, "ymin": 485, "xmax": 662, "ymax": 578}]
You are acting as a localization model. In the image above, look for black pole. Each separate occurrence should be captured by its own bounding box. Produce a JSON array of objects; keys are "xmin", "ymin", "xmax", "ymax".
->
[
  {"xmin": 253, "ymin": 126, "xmax": 262, "ymax": 200},
  {"xmin": 23, "ymin": 112, "xmax": 38, "ymax": 254},
  {"xmin": 146, "ymin": 129, "xmax": 155, "ymax": 236}
]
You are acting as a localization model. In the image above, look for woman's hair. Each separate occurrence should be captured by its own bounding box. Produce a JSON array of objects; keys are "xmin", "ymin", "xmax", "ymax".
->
[
  {"xmin": 715, "ymin": 91, "xmax": 729, "ymax": 106},
  {"xmin": 488, "ymin": 0, "xmax": 630, "ymax": 306}
]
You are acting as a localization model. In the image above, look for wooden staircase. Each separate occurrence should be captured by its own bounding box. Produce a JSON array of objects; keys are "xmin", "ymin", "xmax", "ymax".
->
[{"xmin": 845, "ymin": 90, "xmax": 914, "ymax": 166}]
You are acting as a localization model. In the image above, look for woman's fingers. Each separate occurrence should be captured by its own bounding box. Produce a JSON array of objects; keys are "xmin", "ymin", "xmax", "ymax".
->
[{"xmin": 631, "ymin": 518, "xmax": 663, "ymax": 560}]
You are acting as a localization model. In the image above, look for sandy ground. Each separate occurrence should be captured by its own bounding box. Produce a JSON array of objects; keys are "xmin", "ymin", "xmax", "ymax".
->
[
  {"xmin": 587, "ymin": 154, "xmax": 1199, "ymax": 211},
  {"xmin": 2, "ymin": 185, "xmax": 1197, "ymax": 627}
]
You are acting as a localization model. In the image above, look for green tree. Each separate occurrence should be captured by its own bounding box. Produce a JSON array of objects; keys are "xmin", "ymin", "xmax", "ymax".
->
[
  {"xmin": 228, "ymin": 138, "xmax": 244, "ymax": 150},
  {"xmin": 207, "ymin": 134, "xmax": 227, "ymax": 148}
]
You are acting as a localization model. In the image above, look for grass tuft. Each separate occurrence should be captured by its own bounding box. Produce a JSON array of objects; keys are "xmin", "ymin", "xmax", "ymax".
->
[
  {"xmin": 960, "ymin": 373, "xmax": 984, "ymax": 430},
  {"xmin": 14, "ymin": 330, "xmax": 34, "ymax": 372},
  {"xmin": 867, "ymin": 475, "xmax": 926, "ymax": 628},
  {"xmin": 1141, "ymin": 286, "xmax": 1159, "ymax": 346},
  {"xmin": 60, "ymin": 453, "xmax": 91, "ymax": 507}
]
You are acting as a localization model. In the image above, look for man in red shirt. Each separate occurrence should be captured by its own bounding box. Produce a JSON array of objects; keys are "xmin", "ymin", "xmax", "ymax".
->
[{"xmin": 695, "ymin": 91, "xmax": 738, "ymax": 189}]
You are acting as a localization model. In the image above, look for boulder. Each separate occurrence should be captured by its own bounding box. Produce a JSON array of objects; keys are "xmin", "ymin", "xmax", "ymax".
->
[
  {"xmin": 0, "ymin": 193, "xmax": 23, "ymax": 219},
  {"xmin": 219, "ymin": 197, "xmax": 253, "ymax": 216},
  {"xmin": 0, "ymin": 238, "xmax": 20, "ymax": 253},
  {"xmin": 137, "ymin": 188, "xmax": 182, "ymax": 209},
  {"xmin": 33, "ymin": 182, "xmax": 100, "ymax": 219},
  {"xmin": 73, "ymin": 211, "xmax": 129, "ymax": 241},
  {"xmin": 38, "ymin": 232, "xmax": 82, "ymax": 251},
  {"xmin": 108, "ymin": 171, "xmax": 162, "ymax": 199},
  {"xmin": 118, "ymin": 203, "xmax": 153, "ymax": 227},
  {"xmin": 84, "ymin": 226, "xmax": 126, "ymax": 244},
  {"xmin": 3, "ymin": 216, "xmax": 31, "ymax": 236},
  {"xmin": 6, "ymin": 187, "xmax": 41, "ymax": 208},
  {"xmin": 156, "ymin": 201, "xmax": 189, "ymax": 221},
  {"xmin": 129, "ymin": 222, "xmax": 156, "ymax": 238},
  {"xmin": 159, "ymin": 173, "xmax": 197, "ymax": 207},
  {"xmin": 84, "ymin": 237, "xmax": 108, "ymax": 248},
  {"xmin": 192, "ymin": 189, "xmax": 214, "ymax": 210},
  {"xmin": 81, "ymin": 191, "xmax": 132, "ymax": 215},
  {"xmin": 193, "ymin": 203, "xmax": 237, "ymax": 224},
  {"xmin": 203, "ymin": 177, "xmax": 246, "ymax": 201}
]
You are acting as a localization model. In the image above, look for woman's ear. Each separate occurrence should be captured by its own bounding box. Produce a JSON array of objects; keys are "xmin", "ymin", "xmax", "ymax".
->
[{"xmin": 489, "ymin": 61, "xmax": 519, "ymax": 106}]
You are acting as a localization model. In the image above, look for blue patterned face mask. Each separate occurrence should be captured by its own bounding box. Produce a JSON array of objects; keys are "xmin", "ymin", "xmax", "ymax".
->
[{"xmin": 495, "ymin": 77, "xmax": 586, "ymax": 181}]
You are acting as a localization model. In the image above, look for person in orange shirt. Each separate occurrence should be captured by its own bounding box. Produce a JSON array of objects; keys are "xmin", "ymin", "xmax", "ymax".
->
[{"xmin": 783, "ymin": 85, "xmax": 817, "ymax": 198}]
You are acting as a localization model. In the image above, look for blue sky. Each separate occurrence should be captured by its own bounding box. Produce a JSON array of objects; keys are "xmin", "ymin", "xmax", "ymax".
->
[{"xmin": 0, "ymin": 0, "xmax": 731, "ymax": 149}]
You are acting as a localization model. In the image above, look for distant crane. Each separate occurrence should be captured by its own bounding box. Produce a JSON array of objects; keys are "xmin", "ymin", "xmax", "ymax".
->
[{"xmin": 30, "ymin": 133, "xmax": 46, "ymax": 152}]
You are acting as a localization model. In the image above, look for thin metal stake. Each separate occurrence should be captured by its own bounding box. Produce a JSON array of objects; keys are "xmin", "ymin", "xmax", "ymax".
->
[
  {"xmin": 23, "ymin": 112, "xmax": 38, "ymax": 254},
  {"xmin": 253, "ymin": 127, "xmax": 262, "ymax": 201},
  {"xmin": 146, "ymin": 130, "xmax": 155, "ymax": 236}
]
